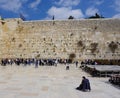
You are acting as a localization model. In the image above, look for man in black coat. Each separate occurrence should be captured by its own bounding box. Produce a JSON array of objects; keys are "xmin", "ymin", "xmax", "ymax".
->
[{"xmin": 76, "ymin": 76, "xmax": 91, "ymax": 92}]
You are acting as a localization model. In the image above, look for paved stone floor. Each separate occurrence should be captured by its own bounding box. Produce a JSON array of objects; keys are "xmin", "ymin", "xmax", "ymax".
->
[{"xmin": 0, "ymin": 64, "xmax": 120, "ymax": 98}]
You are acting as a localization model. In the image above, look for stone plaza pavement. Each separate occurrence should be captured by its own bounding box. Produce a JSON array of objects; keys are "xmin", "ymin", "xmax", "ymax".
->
[{"xmin": 0, "ymin": 64, "xmax": 120, "ymax": 98}]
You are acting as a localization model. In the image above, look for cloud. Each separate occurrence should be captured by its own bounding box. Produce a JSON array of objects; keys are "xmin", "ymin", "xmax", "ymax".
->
[
  {"xmin": 29, "ymin": 0, "xmax": 41, "ymax": 9},
  {"xmin": 90, "ymin": 0, "xmax": 104, "ymax": 5},
  {"xmin": 114, "ymin": 0, "xmax": 120, "ymax": 12},
  {"xmin": 47, "ymin": 6, "xmax": 84, "ymax": 19},
  {"xmin": 112, "ymin": 13, "xmax": 120, "ymax": 18},
  {"xmin": 85, "ymin": 7, "xmax": 99, "ymax": 16},
  {"xmin": 0, "ymin": 0, "xmax": 27, "ymax": 13},
  {"xmin": 55, "ymin": 0, "xmax": 80, "ymax": 7}
]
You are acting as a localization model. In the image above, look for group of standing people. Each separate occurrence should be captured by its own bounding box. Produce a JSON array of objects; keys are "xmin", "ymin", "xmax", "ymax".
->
[
  {"xmin": 0, "ymin": 58, "xmax": 76, "ymax": 66},
  {"xmin": 81, "ymin": 59, "xmax": 98, "ymax": 65},
  {"xmin": 0, "ymin": 58, "xmax": 59, "ymax": 67}
]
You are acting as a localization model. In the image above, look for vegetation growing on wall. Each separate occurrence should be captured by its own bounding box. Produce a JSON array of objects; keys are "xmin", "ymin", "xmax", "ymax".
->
[
  {"xmin": 1, "ymin": 21, "xmax": 5, "ymax": 25},
  {"xmin": 1, "ymin": 17, "xmax": 5, "ymax": 25},
  {"xmin": 94, "ymin": 26, "xmax": 97, "ymax": 30},
  {"xmin": 90, "ymin": 42, "xmax": 98, "ymax": 53},
  {"xmin": 18, "ymin": 44, "xmax": 22, "ymax": 48},
  {"xmin": 77, "ymin": 40, "xmax": 83, "ymax": 47},
  {"xmin": 77, "ymin": 40, "xmax": 85, "ymax": 51},
  {"xmin": 35, "ymin": 54, "xmax": 40, "ymax": 58},
  {"xmin": 108, "ymin": 41, "xmax": 118, "ymax": 53},
  {"xmin": 69, "ymin": 53, "xmax": 76, "ymax": 61},
  {"xmin": 11, "ymin": 37, "xmax": 15, "ymax": 42}
]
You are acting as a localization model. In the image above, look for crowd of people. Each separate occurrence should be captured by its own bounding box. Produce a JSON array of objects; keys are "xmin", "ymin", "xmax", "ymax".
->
[
  {"xmin": 81, "ymin": 59, "xmax": 98, "ymax": 65},
  {"xmin": 0, "ymin": 58, "xmax": 92, "ymax": 92},
  {"xmin": 0, "ymin": 58, "xmax": 73, "ymax": 67}
]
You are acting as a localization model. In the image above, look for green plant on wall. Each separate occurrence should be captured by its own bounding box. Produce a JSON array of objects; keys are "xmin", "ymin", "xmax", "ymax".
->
[
  {"xmin": 18, "ymin": 44, "xmax": 22, "ymax": 48},
  {"xmin": 11, "ymin": 37, "xmax": 15, "ymax": 42},
  {"xmin": 1, "ymin": 17, "xmax": 5, "ymax": 25},
  {"xmin": 108, "ymin": 41, "xmax": 118, "ymax": 53},
  {"xmin": 77, "ymin": 40, "xmax": 83, "ymax": 47},
  {"xmin": 90, "ymin": 42, "xmax": 98, "ymax": 53},
  {"xmin": 77, "ymin": 40, "xmax": 85, "ymax": 51},
  {"xmin": 35, "ymin": 54, "xmax": 40, "ymax": 59},
  {"xmin": 69, "ymin": 53, "xmax": 76, "ymax": 61},
  {"xmin": 0, "ymin": 17, "xmax": 4, "ymax": 20}
]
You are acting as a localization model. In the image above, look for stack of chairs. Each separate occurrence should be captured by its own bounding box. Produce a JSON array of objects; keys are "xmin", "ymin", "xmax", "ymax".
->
[{"xmin": 109, "ymin": 75, "xmax": 120, "ymax": 86}]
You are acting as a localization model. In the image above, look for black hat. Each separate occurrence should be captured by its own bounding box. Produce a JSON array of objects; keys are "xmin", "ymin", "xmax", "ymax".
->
[{"xmin": 82, "ymin": 76, "xmax": 86, "ymax": 79}]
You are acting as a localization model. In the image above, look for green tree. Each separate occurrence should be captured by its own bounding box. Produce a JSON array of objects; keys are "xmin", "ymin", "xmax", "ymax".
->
[
  {"xmin": 88, "ymin": 13, "xmax": 104, "ymax": 19},
  {"xmin": 68, "ymin": 16, "xmax": 74, "ymax": 19}
]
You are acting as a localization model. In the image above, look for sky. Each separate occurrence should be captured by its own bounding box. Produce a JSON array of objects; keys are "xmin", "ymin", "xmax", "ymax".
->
[{"xmin": 0, "ymin": 0, "xmax": 120, "ymax": 20}]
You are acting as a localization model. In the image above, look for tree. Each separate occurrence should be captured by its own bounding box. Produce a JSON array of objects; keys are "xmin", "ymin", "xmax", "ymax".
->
[
  {"xmin": 19, "ymin": 13, "xmax": 26, "ymax": 21},
  {"xmin": 68, "ymin": 16, "xmax": 74, "ymax": 19},
  {"xmin": 88, "ymin": 13, "xmax": 104, "ymax": 19}
]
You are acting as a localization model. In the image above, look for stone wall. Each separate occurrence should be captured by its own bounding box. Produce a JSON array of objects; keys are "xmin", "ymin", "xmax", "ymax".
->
[{"xmin": 0, "ymin": 18, "xmax": 120, "ymax": 60}]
